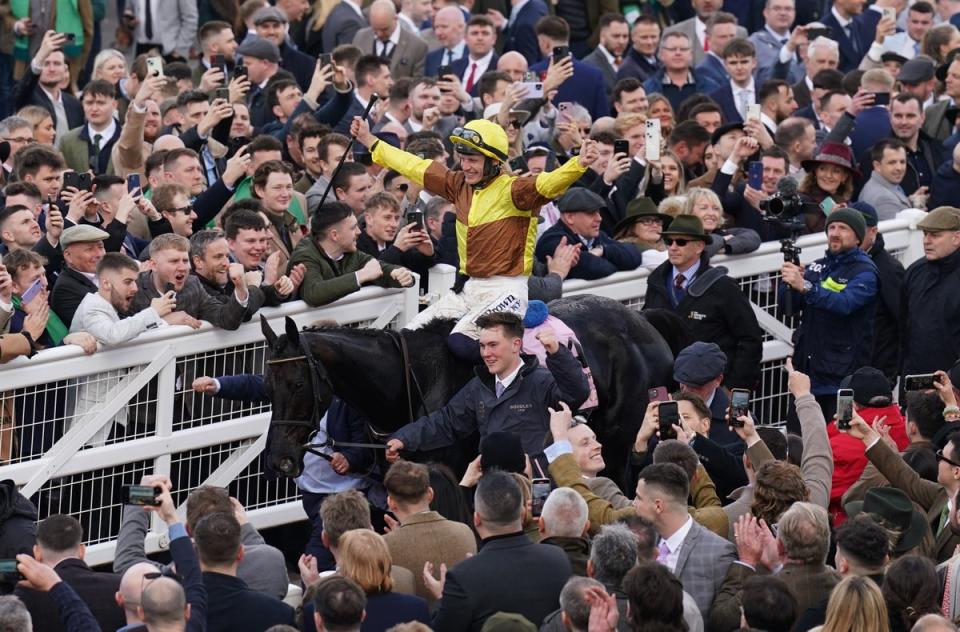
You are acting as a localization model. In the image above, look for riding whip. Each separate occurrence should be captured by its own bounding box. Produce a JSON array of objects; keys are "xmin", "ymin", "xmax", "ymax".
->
[{"xmin": 313, "ymin": 93, "xmax": 381, "ymax": 211}]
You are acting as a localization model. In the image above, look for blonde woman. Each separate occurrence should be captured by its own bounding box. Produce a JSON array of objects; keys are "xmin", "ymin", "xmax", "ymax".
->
[
  {"xmin": 92, "ymin": 49, "xmax": 128, "ymax": 85},
  {"xmin": 337, "ymin": 529, "xmax": 430, "ymax": 632},
  {"xmin": 812, "ymin": 575, "xmax": 889, "ymax": 632},
  {"xmin": 17, "ymin": 106, "xmax": 56, "ymax": 146},
  {"xmin": 647, "ymin": 93, "xmax": 676, "ymax": 137},
  {"xmin": 683, "ymin": 187, "xmax": 760, "ymax": 256}
]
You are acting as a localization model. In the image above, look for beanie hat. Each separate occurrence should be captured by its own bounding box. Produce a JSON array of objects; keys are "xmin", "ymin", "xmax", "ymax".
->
[{"xmin": 825, "ymin": 208, "xmax": 866, "ymax": 244}]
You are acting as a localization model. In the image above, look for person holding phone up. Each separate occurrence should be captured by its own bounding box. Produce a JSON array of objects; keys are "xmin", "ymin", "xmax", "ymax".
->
[{"xmin": 350, "ymin": 114, "xmax": 598, "ymax": 362}]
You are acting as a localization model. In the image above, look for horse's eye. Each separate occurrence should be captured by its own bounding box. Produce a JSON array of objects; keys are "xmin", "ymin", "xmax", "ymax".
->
[{"xmin": 294, "ymin": 382, "xmax": 305, "ymax": 391}]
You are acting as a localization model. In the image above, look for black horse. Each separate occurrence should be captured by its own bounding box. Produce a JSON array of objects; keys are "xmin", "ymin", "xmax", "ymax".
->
[{"xmin": 261, "ymin": 294, "xmax": 687, "ymax": 482}]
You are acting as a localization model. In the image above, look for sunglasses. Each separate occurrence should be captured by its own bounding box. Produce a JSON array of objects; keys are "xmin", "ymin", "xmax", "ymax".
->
[
  {"xmin": 937, "ymin": 449, "xmax": 960, "ymax": 468},
  {"xmin": 664, "ymin": 238, "xmax": 694, "ymax": 246},
  {"xmin": 507, "ymin": 120, "xmax": 522, "ymax": 129},
  {"xmin": 163, "ymin": 204, "xmax": 195, "ymax": 215}
]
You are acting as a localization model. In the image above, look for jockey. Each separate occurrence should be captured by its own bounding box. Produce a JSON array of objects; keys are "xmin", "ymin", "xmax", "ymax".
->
[{"xmin": 350, "ymin": 115, "xmax": 600, "ymax": 361}]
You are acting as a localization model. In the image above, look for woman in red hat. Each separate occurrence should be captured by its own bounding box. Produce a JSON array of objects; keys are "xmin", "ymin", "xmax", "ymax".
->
[{"xmin": 799, "ymin": 141, "xmax": 859, "ymax": 233}]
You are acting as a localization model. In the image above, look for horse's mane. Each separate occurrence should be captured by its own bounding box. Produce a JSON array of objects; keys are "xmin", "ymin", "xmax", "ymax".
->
[{"xmin": 298, "ymin": 318, "xmax": 457, "ymax": 338}]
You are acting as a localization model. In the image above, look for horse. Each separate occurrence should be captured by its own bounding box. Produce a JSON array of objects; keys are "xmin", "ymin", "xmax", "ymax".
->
[{"xmin": 260, "ymin": 294, "xmax": 688, "ymax": 483}]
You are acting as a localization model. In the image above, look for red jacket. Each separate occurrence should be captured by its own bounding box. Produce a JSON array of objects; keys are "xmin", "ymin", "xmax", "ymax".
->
[{"xmin": 828, "ymin": 403, "xmax": 909, "ymax": 524}]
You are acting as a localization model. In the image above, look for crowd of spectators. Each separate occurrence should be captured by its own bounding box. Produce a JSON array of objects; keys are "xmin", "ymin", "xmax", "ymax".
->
[{"xmin": 3, "ymin": 0, "xmax": 960, "ymax": 630}]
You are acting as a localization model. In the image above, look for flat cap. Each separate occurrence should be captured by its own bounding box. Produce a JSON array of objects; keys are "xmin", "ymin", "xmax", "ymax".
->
[
  {"xmin": 60, "ymin": 224, "xmax": 109, "ymax": 249},
  {"xmin": 557, "ymin": 187, "xmax": 606, "ymax": 213},
  {"xmin": 898, "ymin": 57, "xmax": 935, "ymax": 84},
  {"xmin": 253, "ymin": 6, "xmax": 288, "ymax": 25},
  {"xmin": 237, "ymin": 38, "xmax": 281, "ymax": 63},
  {"xmin": 917, "ymin": 206, "xmax": 960, "ymax": 231},
  {"xmin": 839, "ymin": 366, "xmax": 892, "ymax": 406},
  {"xmin": 673, "ymin": 342, "xmax": 727, "ymax": 386}
]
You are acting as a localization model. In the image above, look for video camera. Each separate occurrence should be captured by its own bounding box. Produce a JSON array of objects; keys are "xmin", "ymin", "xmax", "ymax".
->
[{"xmin": 760, "ymin": 176, "xmax": 821, "ymax": 231}]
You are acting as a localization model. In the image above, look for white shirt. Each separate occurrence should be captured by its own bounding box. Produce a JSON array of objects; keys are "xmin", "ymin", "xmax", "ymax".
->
[
  {"xmin": 597, "ymin": 44, "xmax": 618, "ymax": 67},
  {"xmin": 695, "ymin": 17, "xmax": 707, "ymax": 49},
  {"xmin": 296, "ymin": 411, "xmax": 370, "ymax": 495},
  {"xmin": 86, "ymin": 118, "xmax": 117, "ymax": 151},
  {"xmin": 660, "ymin": 516, "xmax": 694, "ymax": 573},
  {"xmin": 831, "ymin": 6, "xmax": 853, "ymax": 30},
  {"xmin": 442, "ymin": 41, "xmax": 467, "ymax": 65},
  {"xmin": 760, "ymin": 111, "xmax": 777, "ymax": 133},
  {"xmin": 462, "ymin": 49, "xmax": 495, "ymax": 84},
  {"xmin": 731, "ymin": 77, "xmax": 756, "ymax": 119},
  {"xmin": 495, "ymin": 360, "xmax": 524, "ymax": 394}
]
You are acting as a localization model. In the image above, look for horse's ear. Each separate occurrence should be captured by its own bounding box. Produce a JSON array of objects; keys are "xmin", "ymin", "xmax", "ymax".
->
[
  {"xmin": 261, "ymin": 315, "xmax": 278, "ymax": 347},
  {"xmin": 285, "ymin": 316, "xmax": 301, "ymax": 346}
]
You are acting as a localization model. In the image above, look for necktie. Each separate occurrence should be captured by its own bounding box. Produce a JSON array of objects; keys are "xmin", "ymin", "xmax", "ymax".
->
[
  {"xmin": 380, "ymin": 41, "xmax": 393, "ymax": 58},
  {"xmin": 780, "ymin": 38, "xmax": 788, "ymax": 46},
  {"xmin": 847, "ymin": 25, "xmax": 861, "ymax": 57},
  {"xmin": 495, "ymin": 381, "xmax": 505, "ymax": 398},
  {"xmin": 614, "ymin": 55, "xmax": 622, "ymax": 68},
  {"xmin": 90, "ymin": 133, "xmax": 103, "ymax": 172},
  {"xmin": 144, "ymin": 0, "xmax": 154, "ymax": 40},
  {"xmin": 465, "ymin": 62, "xmax": 478, "ymax": 93},
  {"xmin": 738, "ymin": 90, "xmax": 749, "ymax": 120},
  {"xmin": 943, "ymin": 561, "xmax": 953, "ymax": 614},
  {"xmin": 703, "ymin": 37, "xmax": 709, "ymax": 52},
  {"xmin": 656, "ymin": 540, "xmax": 670, "ymax": 565},
  {"xmin": 673, "ymin": 273, "xmax": 686, "ymax": 303},
  {"xmin": 445, "ymin": 48, "xmax": 454, "ymax": 64},
  {"xmin": 938, "ymin": 504, "xmax": 950, "ymax": 535},
  {"xmin": 914, "ymin": 41, "xmax": 921, "ymax": 56}
]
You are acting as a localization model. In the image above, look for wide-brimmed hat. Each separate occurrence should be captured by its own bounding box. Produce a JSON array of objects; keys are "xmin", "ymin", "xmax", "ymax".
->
[
  {"xmin": 614, "ymin": 197, "xmax": 672, "ymax": 235},
  {"xmin": 661, "ymin": 214, "xmax": 708, "ymax": 241},
  {"xmin": 801, "ymin": 141, "xmax": 859, "ymax": 177},
  {"xmin": 845, "ymin": 487, "xmax": 928, "ymax": 554}
]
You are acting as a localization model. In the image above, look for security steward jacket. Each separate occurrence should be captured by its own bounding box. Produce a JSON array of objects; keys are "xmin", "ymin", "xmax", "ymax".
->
[
  {"xmin": 390, "ymin": 349, "xmax": 589, "ymax": 456},
  {"xmin": 643, "ymin": 255, "xmax": 763, "ymax": 390}
]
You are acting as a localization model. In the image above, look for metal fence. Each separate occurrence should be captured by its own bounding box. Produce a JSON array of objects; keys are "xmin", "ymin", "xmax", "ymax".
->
[{"xmin": 0, "ymin": 209, "xmax": 928, "ymax": 565}]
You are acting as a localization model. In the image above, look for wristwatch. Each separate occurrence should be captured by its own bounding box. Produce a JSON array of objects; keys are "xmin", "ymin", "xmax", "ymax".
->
[
  {"xmin": 20, "ymin": 330, "xmax": 38, "ymax": 358},
  {"xmin": 801, "ymin": 280, "xmax": 813, "ymax": 294}
]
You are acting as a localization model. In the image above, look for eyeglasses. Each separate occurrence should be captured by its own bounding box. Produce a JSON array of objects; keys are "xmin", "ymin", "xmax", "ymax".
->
[
  {"xmin": 507, "ymin": 120, "xmax": 522, "ymax": 129},
  {"xmin": 163, "ymin": 204, "xmax": 195, "ymax": 215},
  {"xmin": 664, "ymin": 237, "xmax": 693, "ymax": 246},
  {"xmin": 636, "ymin": 217, "xmax": 662, "ymax": 225},
  {"xmin": 937, "ymin": 449, "xmax": 960, "ymax": 468},
  {"xmin": 125, "ymin": 571, "xmax": 163, "ymax": 607}
]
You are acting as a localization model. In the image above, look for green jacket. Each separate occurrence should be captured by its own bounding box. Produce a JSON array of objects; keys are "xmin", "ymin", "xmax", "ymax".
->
[
  {"xmin": 59, "ymin": 126, "xmax": 117, "ymax": 176},
  {"xmin": 288, "ymin": 236, "xmax": 405, "ymax": 307}
]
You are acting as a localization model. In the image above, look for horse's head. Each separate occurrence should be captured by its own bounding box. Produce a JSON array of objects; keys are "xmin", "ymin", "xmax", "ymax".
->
[{"xmin": 261, "ymin": 315, "xmax": 334, "ymax": 477}]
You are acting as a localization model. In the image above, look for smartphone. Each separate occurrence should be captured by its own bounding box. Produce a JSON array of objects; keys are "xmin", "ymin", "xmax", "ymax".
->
[
  {"xmin": 729, "ymin": 389, "xmax": 751, "ymax": 428},
  {"xmin": 211, "ymin": 54, "xmax": 225, "ymax": 68},
  {"xmin": 63, "ymin": 171, "xmax": 92, "ymax": 192},
  {"xmin": 437, "ymin": 64, "xmax": 454, "ymax": 79},
  {"xmin": 552, "ymin": 46, "xmax": 570, "ymax": 63},
  {"xmin": 746, "ymin": 103, "xmax": 761, "ymax": 123},
  {"xmin": 648, "ymin": 386, "xmax": 669, "ymax": 403},
  {"xmin": 748, "ymin": 161, "xmax": 763, "ymax": 190},
  {"xmin": 20, "ymin": 278, "xmax": 43, "ymax": 304},
  {"xmin": 122, "ymin": 485, "xmax": 161, "ymax": 506},
  {"xmin": 871, "ymin": 92, "xmax": 891, "ymax": 106},
  {"xmin": 905, "ymin": 373, "xmax": 940, "ymax": 391},
  {"xmin": 319, "ymin": 53, "xmax": 332, "ymax": 67},
  {"xmin": 215, "ymin": 87, "xmax": 230, "ymax": 102},
  {"xmin": 519, "ymin": 81, "xmax": 544, "ymax": 98},
  {"xmin": 881, "ymin": 6, "xmax": 896, "ymax": 21},
  {"xmin": 531, "ymin": 478, "xmax": 551, "ymax": 517},
  {"xmin": 405, "ymin": 210, "xmax": 424, "ymax": 230},
  {"xmin": 523, "ymin": 71, "xmax": 538, "ymax": 82},
  {"xmin": 127, "ymin": 173, "xmax": 140, "ymax": 194},
  {"xmin": 837, "ymin": 388, "xmax": 854, "ymax": 431},
  {"xmin": 0, "ymin": 560, "xmax": 22, "ymax": 581},
  {"xmin": 61, "ymin": 32, "xmax": 76, "ymax": 42},
  {"xmin": 508, "ymin": 155, "xmax": 529, "ymax": 173},
  {"xmin": 645, "ymin": 118, "xmax": 661, "ymax": 162},
  {"xmin": 658, "ymin": 401, "xmax": 679, "ymax": 440},
  {"xmin": 613, "ymin": 139, "xmax": 630, "ymax": 156},
  {"xmin": 164, "ymin": 282, "xmax": 177, "ymax": 300},
  {"xmin": 806, "ymin": 26, "xmax": 832, "ymax": 40},
  {"xmin": 232, "ymin": 64, "xmax": 247, "ymax": 80},
  {"xmin": 821, "ymin": 196, "xmax": 836, "ymax": 214},
  {"xmin": 145, "ymin": 56, "xmax": 164, "ymax": 78}
]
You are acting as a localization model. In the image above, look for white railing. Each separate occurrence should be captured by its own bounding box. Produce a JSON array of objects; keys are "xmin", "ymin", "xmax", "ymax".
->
[{"xmin": 0, "ymin": 209, "xmax": 928, "ymax": 565}]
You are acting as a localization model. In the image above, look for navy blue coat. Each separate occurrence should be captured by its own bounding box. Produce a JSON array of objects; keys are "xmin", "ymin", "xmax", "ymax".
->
[
  {"xmin": 899, "ymin": 248, "xmax": 960, "ymax": 378},
  {"xmin": 270, "ymin": 86, "xmax": 354, "ymax": 142},
  {"xmin": 849, "ymin": 106, "xmax": 892, "ymax": 161},
  {"xmin": 615, "ymin": 48, "xmax": 661, "ymax": 84},
  {"xmin": 643, "ymin": 68, "xmax": 712, "ymax": 113},
  {"xmin": 695, "ymin": 53, "xmax": 728, "ymax": 94},
  {"xmin": 794, "ymin": 104, "xmax": 820, "ymax": 127},
  {"xmin": 216, "ymin": 374, "xmax": 377, "ymax": 475},
  {"xmin": 424, "ymin": 48, "xmax": 464, "ymax": 77},
  {"xmin": 821, "ymin": 9, "xmax": 881, "ymax": 73},
  {"xmin": 12, "ymin": 68, "xmax": 84, "ymax": 131},
  {"xmin": 451, "ymin": 53, "xmax": 500, "ymax": 97},
  {"xmin": 534, "ymin": 220, "xmax": 643, "ymax": 280},
  {"xmin": 503, "ymin": 0, "xmax": 548, "ymax": 64},
  {"xmin": 929, "ymin": 159, "xmax": 960, "ymax": 211},
  {"xmin": 708, "ymin": 83, "xmax": 742, "ymax": 124},
  {"xmin": 391, "ymin": 351, "xmax": 590, "ymax": 456},
  {"xmin": 203, "ymin": 571, "xmax": 294, "ymax": 632},
  {"xmin": 280, "ymin": 42, "xmax": 316, "ymax": 91},
  {"xmin": 784, "ymin": 247, "xmax": 879, "ymax": 394},
  {"xmin": 530, "ymin": 58, "xmax": 609, "ymax": 121}
]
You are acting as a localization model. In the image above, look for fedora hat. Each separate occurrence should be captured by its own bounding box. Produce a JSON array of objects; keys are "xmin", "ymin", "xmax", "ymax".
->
[
  {"xmin": 845, "ymin": 487, "xmax": 928, "ymax": 554},
  {"xmin": 614, "ymin": 197, "xmax": 672, "ymax": 235},
  {"xmin": 661, "ymin": 214, "xmax": 708, "ymax": 242},
  {"xmin": 801, "ymin": 141, "xmax": 859, "ymax": 177}
]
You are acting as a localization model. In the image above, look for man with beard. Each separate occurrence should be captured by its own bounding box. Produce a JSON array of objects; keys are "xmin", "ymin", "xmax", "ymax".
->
[
  {"xmin": 129, "ymin": 233, "xmax": 249, "ymax": 330},
  {"xmin": 69, "ymin": 253, "xmax": 177, "ymax": 445},
  {"xmin": 781, "ymin": 208, "xmax": 879, "ymax": 423},
  {"xmin": 112, "ymin": 73, "xmax": 167, "ymax": 180},
  {"xmin": 12, "ymin": 31, "xmax": 83, "ymax": 140}
]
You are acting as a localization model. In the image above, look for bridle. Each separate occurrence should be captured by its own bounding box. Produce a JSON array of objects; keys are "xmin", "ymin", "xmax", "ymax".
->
[{"xmin": 384, "ymin": 329, "xmax": 430, "ymax": 424}]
